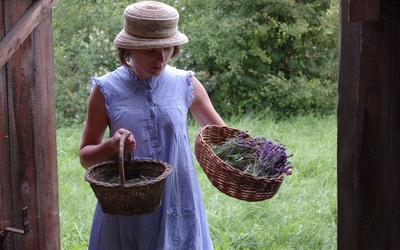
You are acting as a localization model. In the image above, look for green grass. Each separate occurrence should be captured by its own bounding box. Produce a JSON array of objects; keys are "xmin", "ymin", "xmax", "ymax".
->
[{"xmin": 58, "ymin": 114, "xmax": 337, "ymax": 249}]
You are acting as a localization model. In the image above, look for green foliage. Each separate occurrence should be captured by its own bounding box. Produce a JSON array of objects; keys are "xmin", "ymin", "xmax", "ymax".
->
[
  {"xmin": 53, "ymin": 0, "xmax": 339, "ymax": 126},
  {"xmin": 176, "ymin": 0, "xmax": 339, "ymax": 116},
  {"xmin": 53, "ymin": 1, "xmax": 126, "ymax": 126}
]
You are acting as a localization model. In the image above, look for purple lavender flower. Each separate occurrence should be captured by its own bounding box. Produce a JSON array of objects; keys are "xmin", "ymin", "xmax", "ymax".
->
[{"xmin": 211, "ymin": 132, "xmax": 294, "ymax": 178}]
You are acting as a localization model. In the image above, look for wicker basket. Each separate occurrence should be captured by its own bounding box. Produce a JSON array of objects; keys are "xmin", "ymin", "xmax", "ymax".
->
[
  {"xmin": 195, "ymin": 125, "xmax": 285, "ymax": 202},
  {"xmin": 85, "ymin": 133, "xmax": 172, "ymax": 215}
]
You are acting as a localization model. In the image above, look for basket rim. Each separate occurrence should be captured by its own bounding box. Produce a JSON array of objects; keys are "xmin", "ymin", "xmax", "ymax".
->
[
  {"xmin": 84, "ymin": 158, "xmax": 173, "ymax": 187},
  {"xmin": 196, "ymin": 125, "xmax": 285, "ymax": 181}
]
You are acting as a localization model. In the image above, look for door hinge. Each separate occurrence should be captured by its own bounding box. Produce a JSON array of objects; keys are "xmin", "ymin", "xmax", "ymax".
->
[{"xmin": 0, "ymin": 207, "xmax": 29, "ymax": 249}]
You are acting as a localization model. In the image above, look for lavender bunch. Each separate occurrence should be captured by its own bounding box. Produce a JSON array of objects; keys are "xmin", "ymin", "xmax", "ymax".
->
[{"xmin": 211, "ymin": 131, "xmax": 293, "ymax": 178}]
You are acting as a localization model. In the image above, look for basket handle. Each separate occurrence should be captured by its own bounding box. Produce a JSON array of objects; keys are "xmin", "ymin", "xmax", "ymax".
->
[{"xmin": 118, "ymin": 132, "xmax": 133, "ymax": 185}]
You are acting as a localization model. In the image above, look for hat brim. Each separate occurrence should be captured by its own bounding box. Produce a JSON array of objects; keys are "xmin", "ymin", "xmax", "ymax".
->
[{"xmin": 114, "ymin": 29, "xmax": 188, "ymax": 49}]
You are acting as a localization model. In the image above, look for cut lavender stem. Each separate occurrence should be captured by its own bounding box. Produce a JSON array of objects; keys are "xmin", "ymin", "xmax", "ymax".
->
[{"xmin": 211, "ymin": 132, "xmax": 293, "ymax": 178}]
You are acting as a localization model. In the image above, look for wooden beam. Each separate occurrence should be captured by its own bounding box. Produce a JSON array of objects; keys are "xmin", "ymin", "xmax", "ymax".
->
[
  {"xmin": 338, "ymin": 1, "xmax": 362, "ymax": 248},
  {"xmin": 0, "ymin": 0, "xmax": 57, "ymax": 69},
  {"xmin": 382, "ymin": 0, "xmax": 400, "ymax": 27},
  {"xmin": 348, "ymin": 0, "xmax": 381, "ymax": 22},
  {"xmin": 339, "ymin": 0, "xmax": 400, "ymax": 248}
]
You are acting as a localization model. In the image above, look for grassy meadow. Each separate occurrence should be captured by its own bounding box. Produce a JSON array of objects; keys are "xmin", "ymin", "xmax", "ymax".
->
[{"xmin": 58, "ymin": 114, "xmax": 337, "ymax": 249}]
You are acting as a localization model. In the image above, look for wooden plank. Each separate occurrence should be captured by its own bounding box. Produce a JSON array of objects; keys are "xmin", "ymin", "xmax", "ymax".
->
[
  {"xmin": 338, "ymin": 0, "xmax": 362, "ymax": 248},
  {"xmin": 348, "ymin": 0, "xmax": 381, "ymax": 22},
  {"xmin": 0, "ymin": 0, "xmax": 57, "ymax": 68},
  {"xmin": 0, "ymin": 0, "xmax": 13, "ymax": 248},
  {"xmin": 387, "ymin": 24, "xmax": 400, "ymax": 249},
  {"xmin": 2, "ymin": 1, "xmax": 36, "ymax": 250},
  {"xmin": 4, "ymin": 1, "xmax": 36, "ymax": 248},
  {"xmin": 355, "ymin": 18, "xmax": 395, "ymax": 248},
  {"xmin": 31, "ymin": 9, "xmax": 60, "ymax": 249},
  {"xmin": 4, "ymin": 0, "xmax": 59, "ymax": 249}
]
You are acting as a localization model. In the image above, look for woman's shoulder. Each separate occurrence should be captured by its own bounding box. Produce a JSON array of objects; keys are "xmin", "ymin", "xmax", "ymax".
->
[
  {"xmin": 97, "ymin": 66, "xmax": 130, "ymax": 82},
  {"xmin": 164, "ymin": 65, "xmax": 193, "ymax": 78},
  {"xmin": 91, "ymin": 66, "xmax": 132, "ymax": 89},
  {"xmin": 90, "ymin": 66, "xmax": 133, "ymax": 95}
]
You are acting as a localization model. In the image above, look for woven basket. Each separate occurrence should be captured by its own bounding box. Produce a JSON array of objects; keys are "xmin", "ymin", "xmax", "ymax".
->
[
  {"xmin": 195, "ymin": 125, "xmax": 285, "ymax": 202},
  {"xmin": 85, "ymin": 133, "xmax": 172, "ymax": 215}
]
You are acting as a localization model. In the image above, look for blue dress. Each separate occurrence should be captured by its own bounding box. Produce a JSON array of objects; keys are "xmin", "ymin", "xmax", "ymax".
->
[{"xmin": 87, "ymin": 65, "xmax": 214, "ymax": 250}]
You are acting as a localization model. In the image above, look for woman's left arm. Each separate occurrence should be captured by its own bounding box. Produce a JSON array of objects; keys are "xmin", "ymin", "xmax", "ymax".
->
[{"xmin": 190, "ymin": 76, "xmax": 226, "ymax": 127}]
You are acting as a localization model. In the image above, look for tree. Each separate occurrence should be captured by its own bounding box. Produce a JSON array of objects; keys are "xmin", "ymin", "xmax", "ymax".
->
[
  {"xmin": 53, "ymin": 0, "xmax": 339, "ymax": 126},
  {"xmin": 176, "ymin": 0, "xmax": 339, "ymax": 116}
]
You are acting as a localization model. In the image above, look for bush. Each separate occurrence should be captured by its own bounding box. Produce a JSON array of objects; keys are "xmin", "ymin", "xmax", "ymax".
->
[
  {"xmin": 53, "ymin": 0, "xmax": 339, "ymax": 126},
  {"xmin": 175, "ymin": 0, "xmax": 339, "ymax": 117},
  {"xmin": 53, "ymin": 1, "xmax": 126, "ymax": 126}
]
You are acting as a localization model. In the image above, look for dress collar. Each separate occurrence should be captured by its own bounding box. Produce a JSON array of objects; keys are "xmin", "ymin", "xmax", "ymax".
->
[{"xmin": 124, "ymin": 65, "xmax": 157, "ymax": 92}]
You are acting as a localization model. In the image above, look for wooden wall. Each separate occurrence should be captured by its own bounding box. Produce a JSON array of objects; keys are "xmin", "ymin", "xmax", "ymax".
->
[
  {"xmin": 338, "ymin": 0, "xmax": 400, "ymax": 249},
  {"xmin": 0, "ymin": 0, "xmax": 59, "ymax": 249}
]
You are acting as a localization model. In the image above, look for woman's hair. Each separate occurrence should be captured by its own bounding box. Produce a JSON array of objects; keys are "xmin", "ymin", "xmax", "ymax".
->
[{"xmin": 117, "ymin": 46, "xmax": 181, "ymax": 67}]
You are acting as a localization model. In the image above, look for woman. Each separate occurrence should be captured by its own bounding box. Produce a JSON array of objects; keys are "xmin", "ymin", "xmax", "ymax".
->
[{"xmin": 79, "ymin": 1, "xmax": 226, "ymax": 249}]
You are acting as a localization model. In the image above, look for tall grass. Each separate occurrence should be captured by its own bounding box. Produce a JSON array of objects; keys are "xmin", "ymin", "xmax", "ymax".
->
[{"xmin": 58, "ymin": 114, "xmax": 337, "ymax": 249}]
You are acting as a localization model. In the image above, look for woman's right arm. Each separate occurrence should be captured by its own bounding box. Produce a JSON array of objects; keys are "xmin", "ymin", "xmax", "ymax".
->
[{"xmin": 79, "ymin": 85, "xmax": 135, "ymax": 169}]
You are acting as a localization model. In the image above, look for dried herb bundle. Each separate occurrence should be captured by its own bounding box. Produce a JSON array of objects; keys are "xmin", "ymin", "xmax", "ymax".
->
[{"xmin": 211, "ymin": 131, "xmax": 293, "ymax": 178}]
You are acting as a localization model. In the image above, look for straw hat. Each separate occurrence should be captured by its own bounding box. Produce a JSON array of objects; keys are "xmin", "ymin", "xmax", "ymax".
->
[{"xmin": 114, "ymin": 1, "xmax": 188, "ymax": 49}]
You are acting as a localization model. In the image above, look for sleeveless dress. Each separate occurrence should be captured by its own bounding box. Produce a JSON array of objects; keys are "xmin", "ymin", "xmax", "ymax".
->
[{"xmin": 88, "ymin": 65, "xmax": 214, "ymax": 250}]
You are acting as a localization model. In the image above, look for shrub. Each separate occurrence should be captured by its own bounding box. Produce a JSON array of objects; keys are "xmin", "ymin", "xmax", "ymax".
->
[
  {"xmin": 53, "ymin": 1, "xmax": 126, "ymax": 126},
  {"xmin": 53, "ymin": 0, "xmax": 339, "ymax": 126},
  {"xmin": 175, "ymin": 0, "xmax": 339, "ymax": 117}
]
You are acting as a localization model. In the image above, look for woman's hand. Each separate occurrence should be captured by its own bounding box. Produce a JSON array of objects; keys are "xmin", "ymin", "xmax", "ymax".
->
[{"xmin": 110, "ymin": 128, "xmax": 136, "ymax": 154}]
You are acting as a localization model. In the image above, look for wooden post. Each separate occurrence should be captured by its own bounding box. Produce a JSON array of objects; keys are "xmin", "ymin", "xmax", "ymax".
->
[
  {"xmin": 348, "ymin": 0, "xmax": 381, "ymax": 22},
  {"xmin": 338, "ymin": 0, "xmax": 400, "ymax": 249}
]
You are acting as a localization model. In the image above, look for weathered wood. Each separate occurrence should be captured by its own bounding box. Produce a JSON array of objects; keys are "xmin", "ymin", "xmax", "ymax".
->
[
  {"xmin": 0, "ymin": 72, "xmax": 13, "ymax": 246},
  {"xmin": 355, "ymin": 19, "xmax": 397, "ymax": 249},
  {"xmin": 348, "ymin": 0, "xmax": 381, "ymax": 22},
  {"xmin": 2, "ymin": 0, "xmax": 60, "ymax": 249},
  {"xmin": 339, "ymin": 0, "xmax": 400, "ymax": 249},
  {"xmin": 390, "ymin": 24, "xmax": 400, "ymax": 250},
  {"xmin": 0, "ymin": 0, "xmax": 57, "ymax": 68},
  {"xmin": 382, "ymin": 0, "xmax": 400, "ymax": 27},
  {"xmin": 3, "ymin": 0, "xmax": 34, "ymax": 247},
  {"xmin": 338, "ymin": 1, "xmax": 361, "ymax": 248},
  {"xmin": 31, "ymin": 9, "xmax": 60, "ymax": 250},
  {"xmin": 0, "ymin": 0, "xmax": 13, "ymax": 248}
]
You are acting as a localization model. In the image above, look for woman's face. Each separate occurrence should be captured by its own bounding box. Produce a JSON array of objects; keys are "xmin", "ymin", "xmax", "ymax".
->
[{"xmin": 128, "ymin": 47, "xmax": 174, "ymax": 80}]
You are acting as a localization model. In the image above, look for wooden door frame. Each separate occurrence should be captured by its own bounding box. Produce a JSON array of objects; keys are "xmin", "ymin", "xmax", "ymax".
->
[
  {"xmin": 1, "ymin": 0, "xmax": 59, "ymax": 249},
  {"xmin": 338, "ymin": 0, "xmax": 400, "ymax": 249}
]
